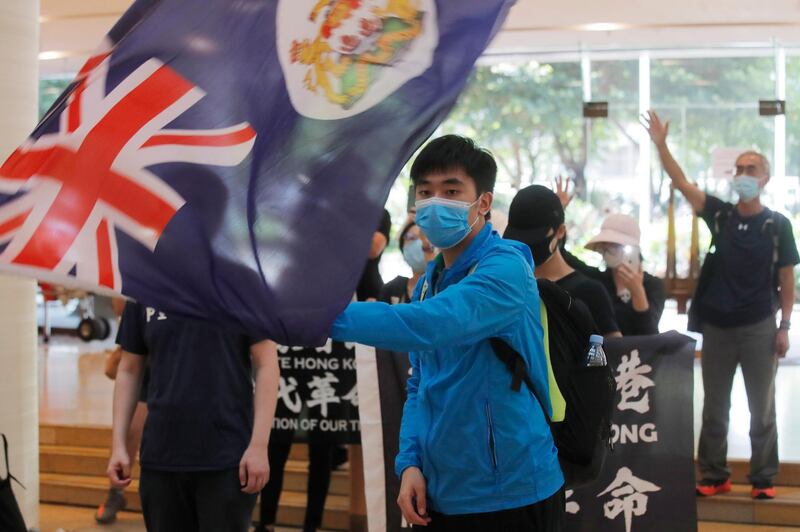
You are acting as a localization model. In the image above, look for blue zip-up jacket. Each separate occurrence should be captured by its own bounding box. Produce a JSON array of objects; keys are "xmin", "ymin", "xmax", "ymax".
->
[{"xmin": 331, "ymin": 224, "xmax": 564, "ymax": 515}]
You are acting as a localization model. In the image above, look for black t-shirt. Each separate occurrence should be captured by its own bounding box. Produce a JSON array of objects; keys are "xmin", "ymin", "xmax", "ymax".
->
[
  {"xmin": 697, "ymin": 195, "xmax": 799, "ymax": 327},
  {"xmin": 357, "ymin": 209, "xmax": 392, "ymax": 301},
  {"xmin": 562, "ymin": 249, "xmax": 666, "ymax": 336},
  {"xmin": 117, "ymin": 302, "xmax": 256, "ymax": 472},
  {"xmin": 379, "ymin": 275, "xmax": 413, "ymax": 305},
  {"xmin": 556, "ymin": 271, "xmax": 621, "ymax": 336}
]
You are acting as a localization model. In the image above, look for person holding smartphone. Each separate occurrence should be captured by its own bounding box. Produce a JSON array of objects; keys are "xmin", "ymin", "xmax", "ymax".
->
[{"xmin": 556, "ymin": 177, "xmax": 665, "ymax": 336}]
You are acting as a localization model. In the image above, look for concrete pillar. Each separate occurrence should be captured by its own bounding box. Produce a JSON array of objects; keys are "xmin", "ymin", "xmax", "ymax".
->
[{"xmin": 0, "ymin": 0, "xmax": 40, "ymax": 528}]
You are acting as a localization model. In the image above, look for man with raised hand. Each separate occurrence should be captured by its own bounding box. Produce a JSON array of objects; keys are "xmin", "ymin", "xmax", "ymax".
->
[{"xmin": 645, "ymin": 110, "xmax": 798, "ymax": 500}]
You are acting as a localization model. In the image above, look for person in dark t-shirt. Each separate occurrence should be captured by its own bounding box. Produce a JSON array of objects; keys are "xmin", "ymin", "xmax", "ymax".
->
[
  {"xmin": 106, "ymin": 302, "xmax": 280, "ymax": 532},
  {"xmin": 646, "ymin": 110, "xmax": 799, "ymax": 499},
  {"xmin": 356, "ymin": 208, "xmax": 392, "ymax": 301},
  {"xmin": 504, "ymin": 185, "xmax": 621, "ymax": 338}
]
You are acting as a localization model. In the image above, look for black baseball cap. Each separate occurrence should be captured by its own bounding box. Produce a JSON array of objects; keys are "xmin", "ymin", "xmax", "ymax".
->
[{"xmin": 503, "ymin": 185, "xmax": 565, "ymax": 245}]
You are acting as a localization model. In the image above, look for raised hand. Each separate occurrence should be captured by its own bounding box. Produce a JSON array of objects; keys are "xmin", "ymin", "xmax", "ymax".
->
[
  {"xmin": 554, "ymin": 175, "xmax": 574, "ymax": 209},
  {"xmin": 641, "ymin": 110, "xmax": 670, "ymax": 147}
]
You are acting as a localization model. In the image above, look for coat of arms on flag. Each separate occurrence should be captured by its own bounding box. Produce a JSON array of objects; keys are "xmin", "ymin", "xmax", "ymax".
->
[{"xmin": 278, "ymin": 0, "xmax": 438, "ymax": 120}]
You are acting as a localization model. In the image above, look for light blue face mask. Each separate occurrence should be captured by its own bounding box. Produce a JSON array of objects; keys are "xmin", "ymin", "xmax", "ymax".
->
[
  {"xmin": 402, "ymin": 239, "xmax": 428, "ymax": 273},
  {"xmin": 415, "ymin": 196, "xmax": 481, "ymax": 249},
  {"xmin": 732, "ymin": 175, "xmax": 762, "ymax": 201}
]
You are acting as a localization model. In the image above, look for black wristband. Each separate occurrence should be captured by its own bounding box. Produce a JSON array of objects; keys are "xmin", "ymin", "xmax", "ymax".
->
[{"xmin": 780, "ymin": 320, "xmax": 791, "ymax": 330}]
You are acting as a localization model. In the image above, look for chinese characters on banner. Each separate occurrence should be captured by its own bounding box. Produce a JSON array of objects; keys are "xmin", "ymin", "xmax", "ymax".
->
[
  {"xmin": 272, "ymin": 340, "xmax": 360, "ymax": 444},
  {"xmin": 360, "ymin": 332, "xmax": 697, "ymax": 532},
  {"xmin": 565, "ymin": 332, "xmax": 697, "ymax": 532}
]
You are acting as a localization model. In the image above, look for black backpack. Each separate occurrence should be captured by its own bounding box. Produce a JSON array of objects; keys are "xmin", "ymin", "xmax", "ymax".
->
[
  {"xmin": 491, "ymin": 279, "xmax": 616, "ymax": 487},
  {"xmin": 419, "ymin": 268, "xmax": 616, "ymax": 486}
]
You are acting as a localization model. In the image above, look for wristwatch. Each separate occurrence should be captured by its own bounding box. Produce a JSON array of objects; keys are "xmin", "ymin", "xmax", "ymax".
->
[{"xmin": 780, "ymin": 320, "xmax": 791, "ymax": 331}]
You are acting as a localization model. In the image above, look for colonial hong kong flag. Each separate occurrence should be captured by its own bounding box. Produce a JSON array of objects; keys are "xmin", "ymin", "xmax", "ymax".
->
[{"xmin": 0, "ymin": 0, "xmax": 514, "ymax": 345}]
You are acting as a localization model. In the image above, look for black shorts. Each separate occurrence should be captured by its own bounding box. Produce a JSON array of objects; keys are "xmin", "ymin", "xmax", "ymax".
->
[{"xmin": 139, "ymin": 468, "xmax": 256, "ymax": 532}]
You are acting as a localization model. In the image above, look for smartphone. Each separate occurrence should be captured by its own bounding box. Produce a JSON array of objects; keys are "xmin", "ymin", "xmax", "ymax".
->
[{"xmin": 623, "ymin": 245, "xmax": 641, "ymax": 269}]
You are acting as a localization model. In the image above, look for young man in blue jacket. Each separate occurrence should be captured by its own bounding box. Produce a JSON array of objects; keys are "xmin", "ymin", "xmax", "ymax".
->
[{"xmin": 331, "ymin": 135, "xmax": 565, "ymax": 530}]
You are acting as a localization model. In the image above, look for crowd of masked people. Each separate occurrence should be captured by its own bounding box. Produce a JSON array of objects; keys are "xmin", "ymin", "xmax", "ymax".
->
[{"xmin": 99, "ymin": 110, "xmax": 797, "ymax": 531}]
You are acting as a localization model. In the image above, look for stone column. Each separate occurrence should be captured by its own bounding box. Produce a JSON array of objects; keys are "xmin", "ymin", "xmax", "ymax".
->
[{"xmin": 0, "ymin": 0, "xmax": 40, "ymax": 528}]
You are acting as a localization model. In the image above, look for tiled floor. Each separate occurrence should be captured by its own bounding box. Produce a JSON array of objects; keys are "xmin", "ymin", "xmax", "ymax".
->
[{"xmin": 39, "ymin": 338, "xmax": 117, "ymax": 427}]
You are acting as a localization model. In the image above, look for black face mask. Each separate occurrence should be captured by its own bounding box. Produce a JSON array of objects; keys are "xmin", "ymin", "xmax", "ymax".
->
[{"xmin": 530, "ymin": 234, "xmax": 557, "ymax": 266}]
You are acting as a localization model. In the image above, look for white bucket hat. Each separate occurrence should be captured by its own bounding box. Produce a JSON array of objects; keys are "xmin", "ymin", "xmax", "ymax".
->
[{"xmin": 585, "ymin": 214, "xmax": 641, "ymax": 251}]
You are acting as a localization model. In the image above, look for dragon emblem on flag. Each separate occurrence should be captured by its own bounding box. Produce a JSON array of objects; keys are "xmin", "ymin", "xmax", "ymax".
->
[{"xmin": 278, "ymin": 0, "xmax": 438, "ymax": 120}]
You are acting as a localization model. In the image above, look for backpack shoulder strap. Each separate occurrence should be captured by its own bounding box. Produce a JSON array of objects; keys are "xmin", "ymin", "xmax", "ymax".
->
[
  {"xmin": 490, "ymin": 338, "xmax": 537, "ymax": 394},
  {"xmin": 764, "ymin": 212, "xmax": 781, "ymax": 265},
  {"xmin": 710, "ymin": 204, "xmax": 733, "ymax": 250},
  {"xmin": 762, "ymin": 212, "xmax": 783, "ymax": 291},
  {"xmin": 539, "ymin": 299, "xmax": 566, "ymax": 422}
]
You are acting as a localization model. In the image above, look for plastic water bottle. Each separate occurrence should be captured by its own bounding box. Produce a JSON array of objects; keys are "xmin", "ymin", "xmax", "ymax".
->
[{"xmin": 585, "ymin": 334, "xmax": 607, "ymax": 367}]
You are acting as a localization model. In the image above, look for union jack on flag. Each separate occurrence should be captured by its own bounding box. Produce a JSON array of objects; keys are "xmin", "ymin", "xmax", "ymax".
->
[
  {"xmin": 0, "ymin": 0, "xmax": 514, "ymax": 345},
  {"xmin": 0, "ymin": 47, "xmax": 255, "ymax": 291}
]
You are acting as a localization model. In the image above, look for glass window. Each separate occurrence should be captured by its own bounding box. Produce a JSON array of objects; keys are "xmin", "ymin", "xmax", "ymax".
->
[
  {"xmin": 650, "ymin": 55, "xmax": 776, "ymax": 276},
  {"xmin": 39, "ymin": 77, "xmax": 73, "ymax": 119}
]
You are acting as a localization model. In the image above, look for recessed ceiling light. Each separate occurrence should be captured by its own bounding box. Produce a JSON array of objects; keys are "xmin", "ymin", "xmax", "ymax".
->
[
  {"xmin": 577, "ymin": 22, "xmax": 629, "ymax": 32},
  {"xmin": 39, "ymin": 51, "xmax": 70, "ymax": 61}
]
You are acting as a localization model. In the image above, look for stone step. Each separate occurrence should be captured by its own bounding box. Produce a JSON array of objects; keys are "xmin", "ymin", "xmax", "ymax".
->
[
  {"xmin": 696, "ymin": 484, "xmax": 800, "ymax": 527},
  {"xmin": 39, "ymin": 444, "xmax": 350, "ymax": 496},
  {"xmin": 40, "ymin": 424, "xmax": 112, "ymax": 448},
  {"xmin": 40, "ymin": 472, "xmax": 349, "ymax": 530},
  {"xmin": 40, "ymin": 424, "xmax": 314, "ymax": 465},
  {"xmin": 40, "ymin": 444, "xmax": 141, "ymax": 480},
  {"xmin": 726, "ymin": 460, "xmax": 800, "ymax": 488},
  {"xmin": 698, "ymin": 522, "xmax": 800, "ymax": 531},
  {"xmin": 273, "ymin": 491, "xmax": 349, "ymax": 531},
  {"xmin": 40, "ymin": 472, "xmax": 142, "ymax": 511},
  {"xmin": 282, "ymin": 460, "xmax": 350, "ymax": 496}
]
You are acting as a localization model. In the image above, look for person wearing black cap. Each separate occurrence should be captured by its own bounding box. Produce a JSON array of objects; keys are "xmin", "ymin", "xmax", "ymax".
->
[{"xmin": 505, "ymin": 185, "xmax": 622, "ymax": 338}]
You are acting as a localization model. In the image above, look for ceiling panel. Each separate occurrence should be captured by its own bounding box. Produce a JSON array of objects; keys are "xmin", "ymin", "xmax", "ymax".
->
[{"xmin": 37, "ymin": 0, "xmax": 800, "ymax": 77}]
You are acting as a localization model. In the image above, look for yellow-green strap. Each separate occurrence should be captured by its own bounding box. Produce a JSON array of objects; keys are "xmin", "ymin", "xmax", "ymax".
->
[{"xmin": 540, "ymin": 300, "xmax": 566, "ymax": 422}]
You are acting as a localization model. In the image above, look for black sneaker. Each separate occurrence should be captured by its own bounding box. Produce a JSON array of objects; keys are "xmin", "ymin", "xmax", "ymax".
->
[{"xmin": 95, "ymin": 487, "xmax": 127, "ymax": 524}]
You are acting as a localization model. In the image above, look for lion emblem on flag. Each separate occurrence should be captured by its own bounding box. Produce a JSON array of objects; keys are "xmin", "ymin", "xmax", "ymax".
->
[{"xmin": 278, "ymin": 0, "xmax": 438, "ymax": 120}]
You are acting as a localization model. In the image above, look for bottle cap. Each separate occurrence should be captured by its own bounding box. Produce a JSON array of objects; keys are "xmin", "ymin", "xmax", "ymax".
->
[{"xmin": 589, "ymin": 334, "xmax": 604, "ymax": 345}]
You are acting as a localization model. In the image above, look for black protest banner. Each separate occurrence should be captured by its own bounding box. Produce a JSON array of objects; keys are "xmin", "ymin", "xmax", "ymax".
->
[
  {"xmin": 565, "ymin": 331, "xmax": 697, "ymax": 532},
  {"xmin": 361, "ymin": 332, "xmax": 696, "ymax": 532},
  {"xmin": 272, "ymin": 340, "xmax": 360, "ymax": 444}
]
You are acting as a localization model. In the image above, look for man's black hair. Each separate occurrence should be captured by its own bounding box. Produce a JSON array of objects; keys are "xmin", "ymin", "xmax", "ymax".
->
[{"xmin": 410, "ymin": 135, "xmax": 497, "ymax": 195}]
